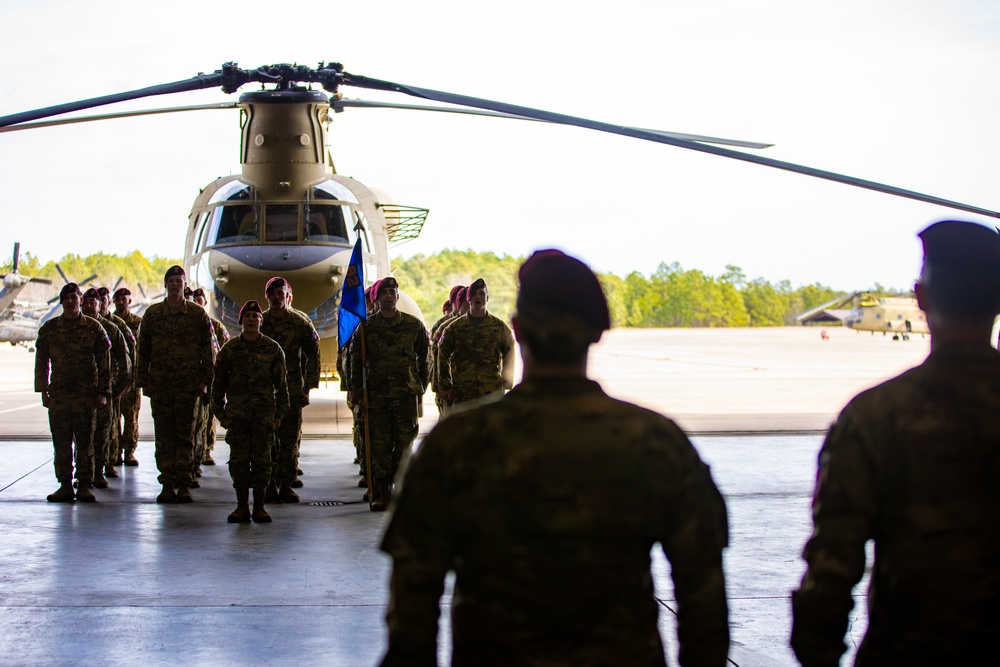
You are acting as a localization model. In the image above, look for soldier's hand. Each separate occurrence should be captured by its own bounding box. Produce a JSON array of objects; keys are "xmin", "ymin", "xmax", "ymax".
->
[
  {"xmin": 95, "ymin": 394, "xmax": 108, "ymax": 408},
  {"xmin": 301, "ymin": 392, "xmax": 310, "ymax": 407},
  {"xmin": 40, "ymin": 391, "xmax": 49, "ymax": 408}
]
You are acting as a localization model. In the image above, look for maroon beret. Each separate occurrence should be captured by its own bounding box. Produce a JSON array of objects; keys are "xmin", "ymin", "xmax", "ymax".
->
[
  {"xmin": 468, "ymin": 278, "xmax": 487, "ymax": 295},
  {"xmin": 265, "ymin": 276, "xmax": 290, "ymax": 296},
  {"xmin": 191, "ymin": 288, "xmax": 206, "ymax": 299},
  {"xmin": 516, "ymin": 249, "xmax": 611, "ymax": 331},
  {"xmin": 59, "ymin": 283, "xmax": 82, "ymax": 302},
  {"xmin": 82, "ymin": 287, "xmax": 100, "ymax": 301},
  {"xmin": 449, "ymin": 284, "xmax": 466, "ymax": 303},
  {"xmin": 378, "ymin": 277, "xmax": 399, "ymax": 293},
  {"xmin": 97, "ymin": 287, "xmax": 110, "ymax": 298},
  {"xmin": 455, "ymin": 286, "xmax": 469, "ymax": 304},
  {"xmin": 164, "ymin": 265, "xmax": 186, "ymax": 280},
  {"xmin": 239, "ymin": 300, "xmax": 263, "ymax": 322},
  {"xmin": 368, "ymin": 280, "xmax": 382, "ymax": 304},
  {"xmin": 442, "ymin": 300, "xmax": 452, "ymax": 315},
  {"xmin": 112, "ymin": 287, "xmax": 131, "ymax": 299}
]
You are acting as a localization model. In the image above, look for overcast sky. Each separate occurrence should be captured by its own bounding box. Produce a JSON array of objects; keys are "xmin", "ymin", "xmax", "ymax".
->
[{"xmin": 1, "ymin": 0, "xmax": 998, "ymax": 291}]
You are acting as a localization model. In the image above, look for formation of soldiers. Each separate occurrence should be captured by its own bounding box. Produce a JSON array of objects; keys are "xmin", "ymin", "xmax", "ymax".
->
[
  {"xmin": 33, "ymin": 221, "xmax": 1000, "ymax": 663},
  {"xmin": 342, "ymin": 276, "xmax": 514, "ymax": 511},
  {"xmin": 35, "ymin": 266, "xmax": 319, "ymax": 523}
]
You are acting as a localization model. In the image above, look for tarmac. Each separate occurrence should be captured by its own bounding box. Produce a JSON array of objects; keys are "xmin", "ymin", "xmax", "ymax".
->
[{"xmin": 0, "ymin": 325, "xmax": 932, "ymax": 666}]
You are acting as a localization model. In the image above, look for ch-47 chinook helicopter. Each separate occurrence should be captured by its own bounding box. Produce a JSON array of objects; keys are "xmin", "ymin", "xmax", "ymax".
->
[
  {"xmin": 0, "ymin": 243, "xmax": 52, "ymax": 349},
  {"xmin": 797, "ymin": 291, "xmax": 927, "ymax": 340},
  {"xmin": 1, "ymin": 62, "xmax": 997, "ymax": 368}
]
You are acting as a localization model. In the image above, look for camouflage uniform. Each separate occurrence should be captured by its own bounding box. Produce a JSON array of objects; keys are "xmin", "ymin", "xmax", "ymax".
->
[
  {"xmin": 34, "ymin": 315, "xmax": 112, "ymax": 488},
  {"xmin": 195, "ymin": 316, "xmax": 230, "ymax": 467},
  {"xmin": 92, "ymin": 314, "xmax": 131, "ymax": 478},
  {"xmin": 427, "ymin": 312, "xmax": 456, "ymax": 413},
  {"xmin": 135, "ymin": 300, "xmax": 215, "ymax": 488},
  {"xmin": 380, "ymin": 377, "xmax": 730, "ymax": 666},
  {"xmin": 212, "ymin": 334, "xmax": 289, "ymax": 489},
  {"xmin": 115, "ymin": 309, "xmax": 142, "ymax": 462},
  {"xmin": 348, "ymin": 312, "xmax": 429, "ymax": 487},
  {"xmin": 260, "ymin": 307, "xmax": 320, "ymax": 485},
  {"xmin": 106, "ymin": 311, "xmax": 136, "ymax": 465},
  {"xmin": 436, "ymin": 312, "xmax": 515, "ymax": 408},
  {"xmin": 792, "ymin": 342, "xmax": 1000, "ymax": 666}
]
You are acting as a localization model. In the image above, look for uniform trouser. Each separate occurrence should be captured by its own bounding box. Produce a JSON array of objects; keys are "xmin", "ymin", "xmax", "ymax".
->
[
  {"xmin": 205, "ymin": 405, "xmax": 217, "ymax": 455},
  {"xmin": 192, "ymin": 401, "xmax": 209, "ymax": 475},
  {"xmin": 352, "ymin": 403, "xmax": 365, "ymax": 474},
  {"xmin": 225, "ymin": 410, "xmax": 273, "ymax": 489},
  {"xmin": 149, "ymin": 394, "xmax": 199, "ymax": 487},
  {"xmin": 368, "ymin": 396, "xmax": 418, "ymax": 483},
  {"xmin": 91, "ymin": 401, "xmax": 114, "ymax": 475},
  {"xmin": 272, "ymin": 396, "xmax": 303, "ymax": 484},
  {"xmin": 47, "ymin": 395, "xmax": 96, "ymax": 486},
  {"xmin": 107, "ymin": 395, "xmax": 121, "ymax": 463},
  {"xmin": 119, "ymin": 389, "xmax": 140, "ymax": 457}
]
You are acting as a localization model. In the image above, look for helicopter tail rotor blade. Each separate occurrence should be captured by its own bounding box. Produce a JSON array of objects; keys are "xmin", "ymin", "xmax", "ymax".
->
[
  {"xmin": 343, "ymin": 73, "xmax": 1000, "ymax": 219},
  {"xmin": 334, "ymin": 98, "xmax": 774, "ymax": 150}
]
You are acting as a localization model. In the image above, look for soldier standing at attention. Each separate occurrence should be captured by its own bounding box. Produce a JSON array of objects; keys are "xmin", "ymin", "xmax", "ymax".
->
[
  {"xmin": 437, "ymin": 277, "xmax": 515, "ymax": 413},
  {"xmin": 428, "ymin": 285, "xmax": 464, "ymax": 415},
  {"xmin": 260, "ymin": 277, "xmax": 320, "ymax": 503},
  {"xmin": 379, "ymin": 250, "xmax": 730, "ymax": 666},
  {"xmin": 792, "ymin": 220, "xmax": 1000, "ymax": 666},
  {"xmin": 192, "ymin": 287, "xmax": 229, "ymax": 467},
  {"xmin": 97, "ymin": 286, "xmax": 134, "ymax": 477},
  {"xmin": 82, "ymin": 288, "xmax": 131, "ymax": 489},
  {"xmin": 112, "ymin": 287, "xmax": 142, "ymax": 466},
  {"xmin": 349, "ymin": 277, "xmax": 429, "ymax": 512},
  {"xmin": 34, "ymin": 283, "xmax": 112, "ymax": 503},
  {"xmin": 135, "ymin": 265, "xmax": 215, "ymax": 504},
  {"xmin": 212, "ymin": 300, "xmax": 289, "ymax": 524}
]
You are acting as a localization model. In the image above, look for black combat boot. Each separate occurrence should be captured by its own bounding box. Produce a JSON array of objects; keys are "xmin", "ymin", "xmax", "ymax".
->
[
  {"xmin": 252, "ymin": 487, "xmax": 272, "ymax": 523},
  {"xmin": 156, "ymin": 484, "xmax": 177, "ymax": 504},
  {"xmin": 104, "ymin": 464, "xmax": 119, "ymax": 479},
  {"xmin": 76, "ymin": 485, "xmax": 97, "ymax": 502},
  {"xmin": 176, "ymin": 485, "xmax": 194, "ymax": 503},
  {"xmin": 277, "ymin": 483, "xmax": 300, "ymax": 503},
  {"xmin": 228, "ymin": 487, "xmax": 251, "ymax": 523}
]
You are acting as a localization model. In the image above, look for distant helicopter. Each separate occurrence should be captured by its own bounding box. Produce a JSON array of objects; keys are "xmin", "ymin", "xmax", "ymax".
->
[
  {"xmin": 0, "ymin": 243, "xmax": 51, "ymax": 349},
  {"xmin": 797, "ymin": 291, "xmax": 927, "ymax": 340},
  {"xmin": 1, "ymin": 62, "xmax": 996, "ymax": 368}
]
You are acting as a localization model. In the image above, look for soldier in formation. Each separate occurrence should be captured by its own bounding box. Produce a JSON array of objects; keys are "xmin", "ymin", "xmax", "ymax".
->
[
  {"xmin": 192, "ymin": 287, "xmax": 229, "ymax": 469},
  {"xmin": 436, "ymin": 277, "xmax": 515, "ymax": 414},
  {"xmin": 379, "ymin": 250, "xmax": 730, "ymax": 665},
  {"xmin": 348, "ymin": 277, "xmax": 429, "ymax": 511},
  {"xmin": 34, "ymin": 283, "xmax": 112, "ymax": 503},
  {"xmin": 112, "ymin": 287, "xmax": 142, "ymax": 467},
  {"xmin": 792, "ymin": 220, "xmax": 1000, "ymax": 665},
  {"xmin": 81, "ymin": 288, "xmax": 131, "ymax": 489},
  {"xmin": 260, "ymin": 277, "xmax": 320, "ymax": 503},
  {"xmin": 135, "ymin": 265, "xmax": 215, "ymax": 504},
  {"xmin": 212, "ymin": 300, "xmax": 289, "ymax": 524}
]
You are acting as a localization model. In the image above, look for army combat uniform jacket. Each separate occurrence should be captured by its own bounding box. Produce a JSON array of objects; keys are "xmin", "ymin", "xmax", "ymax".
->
[
  {"xmin": 381, "ymin": 377, "xmax": 730, "ymax": 667},
  {"xmin": 261, "ymin": 308, "xmax": 320, "ymax": 401},
  {"xmin": 349, "ymin": 311, "xmax": 429, "ymax": 405},
  {"xmin": 212, "ymin": 334, "xmax": 289, "ymax": 427},
  {"xmin": 436, "ymin": 312, "xmax": 515, "ymax": 403},
  {"xmin": 135, "ymin": 300, "xmax": 215, "ymax": 398},
  {"xmin": 35, "ymin": 315, "xmax": 112, "ymax": 400},
  {"xmin": 792, "ymin": 342, "xmax": 1000, "ymax": 666}
]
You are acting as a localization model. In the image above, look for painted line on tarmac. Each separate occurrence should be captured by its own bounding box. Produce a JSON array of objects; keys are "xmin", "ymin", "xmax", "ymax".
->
[{"xmin": 0, "ymin": 403, "xmax": 41, "ymax": 415}]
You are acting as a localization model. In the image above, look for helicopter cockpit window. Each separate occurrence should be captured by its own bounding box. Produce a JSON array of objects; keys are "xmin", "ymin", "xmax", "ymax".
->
[
  {"xmin": 214, "ymin": 204, "xmax": 258, "ymax": 244},
  {"xmin": 304, "ymin": 205, "xmax": 350, "ymax": 244},
  {"xmin": 265, "ymin": 205, "xmax": 299, "ymax": 242}
]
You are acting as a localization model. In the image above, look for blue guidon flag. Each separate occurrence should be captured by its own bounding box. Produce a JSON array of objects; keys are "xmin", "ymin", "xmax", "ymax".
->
[{"xmin": 338, "ymin": 238, "xmax": 367, "ymax": 349}]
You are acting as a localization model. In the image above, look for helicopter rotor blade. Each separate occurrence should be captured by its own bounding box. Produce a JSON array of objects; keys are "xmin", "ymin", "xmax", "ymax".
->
[
  {"xmin": 81, "ymin": 274, "xmax": 98, "ymax": 287},
  {"xmin": 112, "ymin": 277, "xmax": 124, "ymax": 293},
  {"xmin": 342, "ymin": 72, "xmax": 1000, "ymax": 219},
  {"xmin": 0, "ymin": 103, "xmax": 240, "ymax": 133},
  {"xmin": 12, "ymin": 242, "xmax": 20, "ymax": 274},
  {"xmin": 55, "ymin": 264, "xmax": 69, "ymax": 284},
  {"xmin": 137, "ymin": 283, "xmax": 148, "ymax": 298},
  {"xmin": 334, "ymin": 98, "xmax": 774, "ymax": 150}
]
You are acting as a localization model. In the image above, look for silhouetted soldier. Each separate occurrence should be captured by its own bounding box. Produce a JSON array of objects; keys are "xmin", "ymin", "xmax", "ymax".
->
[
  {"xmin": 792, "ymin": 220, "xmax": 1000, "ymax": 666},
  {"xmin": 113, "ymin": 287, "xmax": 142, "ymax": 466},
  {"xmin": 380, "ymin": 250, "xmax": 730, "ymax": 666}
]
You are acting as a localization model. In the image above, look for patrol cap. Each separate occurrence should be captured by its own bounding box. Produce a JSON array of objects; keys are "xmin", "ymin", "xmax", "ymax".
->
[
  {"xmin": 468, "ymin": 278, "xmax": 488, "ymax": 295},
  {"xmin": 239, "ymin": 300, "xmax": 263, "ymax": 322},
  {"xmin": 164, "ymin": 265, "xmax": 185, "ymax": 280},
  {"xmin": 516, "ymin": 249, "xmax": 611, "ymax": 332},
  {"xmin": 191, "ymin": 288, "xmax": 206, "ymax": 299},
  {"xmin": 378, "ymin": 277, "xmax": 399, "ymax": 294},
  {"xmin": 59, "ymin": 282, "xmax": 82, "ymax": 302},
  {"xmin": 82, "ymin": 287, "xmax": 100, "ymax": 301},
  {"xmin": 112, "ymin": 287, "xmax": 131, "ymax": 299}
]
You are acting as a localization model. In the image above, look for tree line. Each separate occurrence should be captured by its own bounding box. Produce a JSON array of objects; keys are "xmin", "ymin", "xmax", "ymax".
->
[{"xmin": 5, "ymin": 249, "xmax": 854, "ymax": 328}]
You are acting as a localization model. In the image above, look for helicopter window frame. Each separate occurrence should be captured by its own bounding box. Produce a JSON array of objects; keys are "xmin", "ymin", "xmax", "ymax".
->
[
  {"xmin": 303, "ymin": 203, "xmax": 352, "ymax": 244},
  {"xmin": 264, "ymin": 204, "xmax": 300, "ymax": 243},
  {"xmin": 211, "ymin": 203, "xmax": 260, "ymax": 246}
]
